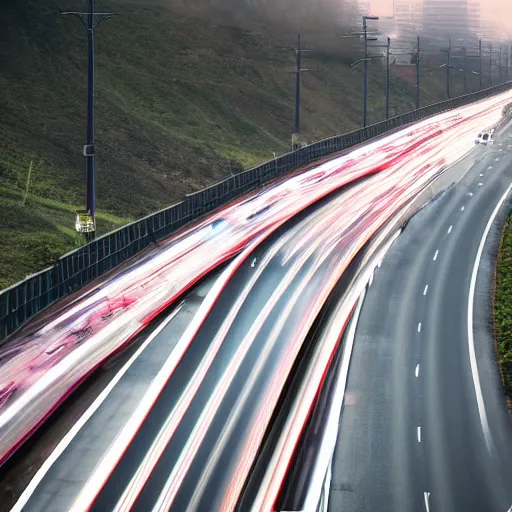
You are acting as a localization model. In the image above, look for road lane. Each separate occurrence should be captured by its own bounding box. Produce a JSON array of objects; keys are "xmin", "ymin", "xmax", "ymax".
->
[
  {"xmin": 16, "ymin": 146, "xmax": 446, "ymax": 511},
  {"xmin": 329, "ymin": 130, "xmax": 512, "ymax": 511},
  {"xmin": 3, "ymin": 88, "xmax": 511, "ymax": 471},
  {"xmin": 7, "ymin": 273, "xmax": 219, "ymax": 512},
  {"xmin": 12, "ymin": 118, "xmax": 512, "ymax": 511}
]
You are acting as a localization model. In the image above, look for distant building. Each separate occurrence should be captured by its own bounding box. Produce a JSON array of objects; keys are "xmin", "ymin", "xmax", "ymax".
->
[
  {"xmin": 478, "ymin": 18, "xmax": 501, "ymax": 43},
  {"xmin": 335, "ymin": 0, "xmax": 364, "ymax": 29},
  {"xmin": 422, "ymin": 0, "xmax": 470, "ymax": 42},
  {"xmin": 393, "ymin": 0, "xmax": 422, "ymax": 40},
  {"xmin": 467, "ymin": 0, "xmax": 481, "ymax": 37},
  {"xmin": 357, "ymin": 0, "xmax": 371, "ymax": 17}
]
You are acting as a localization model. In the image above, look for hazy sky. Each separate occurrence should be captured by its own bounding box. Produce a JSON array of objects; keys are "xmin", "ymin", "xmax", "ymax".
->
[{"xmin": 369, "ymin": 0, "xmax": 512, "ymax": 37}]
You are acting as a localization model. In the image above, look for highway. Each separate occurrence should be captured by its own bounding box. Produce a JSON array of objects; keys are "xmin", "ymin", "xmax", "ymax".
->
[
  {"xmin": 3, "ymin": 273, "xmax": 219, "ymax": 511},
  {"xmin": 329, "ymin": 130, "xmax": 512, "ymax": 510},
  {"xmin": 2, "ymin": 89, "xmax": 511, "ymax": 472},
  {"xmin": 11, "ymin": 132, "xmax": 466, "ymax": 511},
  {"xmin": 5, "ymin": 94, "xmax": 512, "ymax": 511}
]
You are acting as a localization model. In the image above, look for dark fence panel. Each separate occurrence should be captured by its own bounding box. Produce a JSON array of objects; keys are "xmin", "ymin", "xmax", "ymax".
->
[{"xmin": 2, "ymin": 81, "xmax": 512, "ymax": 340}]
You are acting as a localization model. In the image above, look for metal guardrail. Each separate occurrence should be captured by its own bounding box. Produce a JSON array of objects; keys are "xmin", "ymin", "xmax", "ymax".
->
[{"xmin": 2, "ymin": 81, "xmax": 512, "ymax": 340}]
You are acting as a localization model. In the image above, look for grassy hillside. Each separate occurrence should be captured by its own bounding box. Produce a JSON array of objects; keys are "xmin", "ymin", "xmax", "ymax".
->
[
  {"xmin": 495, "ymin": 210, "xmax": 512, "ymax": 403},
  {"xmin": 0, "ymin": 0, "xmax": 447, "ymax": 288}
]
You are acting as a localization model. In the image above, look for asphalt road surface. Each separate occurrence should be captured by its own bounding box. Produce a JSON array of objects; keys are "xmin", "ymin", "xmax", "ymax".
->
[
  {"xmin": 0, "ymin": 274, "xmax": 218, "ymax": 512},
  {"xmin": 9, "ymin": 122, "xmax": 512, "ymax": 512},
  {"xmin": 329, "ymin": 133, "xmax": 512, "ymax": 510},
  {"xmin": 12, "ymin": 151, "xmax": 443, "ymax": 512}
]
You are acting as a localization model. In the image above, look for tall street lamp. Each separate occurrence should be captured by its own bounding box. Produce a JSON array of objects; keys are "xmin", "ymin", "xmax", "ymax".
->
[
  {"xmin": 62, "ymin": 0, "xmax": 116, "ymax": 240},
  {"xmin": 386, "ymin": 36, "xmax": 391, "ymax": 120},
  {"xmin": 446, "ymin": 37, "xmax": 452, "ymax": 98},
  {"xmin": 416, "ymin": 36, "xmax": 420, "ymax": 109},
  {"xmin": 479, "ymin": 39, "xmax": 483, "ymax": 90}
]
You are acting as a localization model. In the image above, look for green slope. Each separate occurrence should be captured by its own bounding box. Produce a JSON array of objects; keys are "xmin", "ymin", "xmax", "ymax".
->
[
  {"xmin": 495, "ymin": 210, "xmax": 512, "ymax": 400},
  {"xmin": 0, "ymin": 0, "xmax": 446, "ymax": 288}
]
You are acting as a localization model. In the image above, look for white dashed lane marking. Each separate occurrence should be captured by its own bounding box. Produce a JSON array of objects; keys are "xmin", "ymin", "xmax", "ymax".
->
[
  {"xmin": 417, "ymin": 426, "xmax": 422, "ymax": 442},
  {"xmin": 433, "ymin": 250, "xmax": 439, "ymax": 261},
  {"xmin": 415, "ymin": 364, "xmax": 420, "ymax": 377},
  {"xmin": 423, "ymin": 285, "xmax": 428, "ymax": 296},
  {"xmin": 461, "ymin": 206, "xmax": 465, "ymax": 211},
  {"xmin": 417, "ymin": 322, "xmax": 422, "ymax": 333},
  {"xmin": 447, "ymin": 225, "xmax": 453, "ymax": 234}
]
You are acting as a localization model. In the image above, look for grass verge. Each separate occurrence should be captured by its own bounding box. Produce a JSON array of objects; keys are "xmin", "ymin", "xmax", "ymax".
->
[
  {"xmin": 0, "ymin": 187, "xmax": 129, "ymax": 290},
  {"xmin": 494, "ymin": 209, "xmax": 512, "ymax": 407}
]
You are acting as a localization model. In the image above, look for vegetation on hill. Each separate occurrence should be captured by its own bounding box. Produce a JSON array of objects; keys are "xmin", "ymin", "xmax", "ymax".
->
[
  {"xmin": 495, "ymin": 210, "xmax": 512, "ymax": 403},
  {"xmin": 0, "ymin": 0, "xmax": 447, "ymax": 289}
]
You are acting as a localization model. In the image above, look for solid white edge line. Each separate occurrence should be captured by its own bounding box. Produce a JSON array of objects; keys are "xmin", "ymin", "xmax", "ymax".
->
[
  {"xmin": 424, "ymin": 491, "xmax": 431, "ymax": 512},
  {"xmin": 299, "ymin": 230, "xmax": 403, "ymax": 512},
  {"xmin": 300, "ymin": 289, "xmax": 367, "ymax": 512},
  {"xmin": 467, "ymin": 182, "xmax": 512, "ymax": 455},
  {"xmin": 10, "ymin": 302, "xmax": 185, "ymax": 512},
  {"xmin": 322, "ymin": 461, "xmax": 332, "ymax": 512}
]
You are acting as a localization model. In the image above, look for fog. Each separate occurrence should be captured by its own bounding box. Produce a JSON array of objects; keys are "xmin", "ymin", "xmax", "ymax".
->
[
  {"xmin": 371, "ymin": 0, "xmax": 512, "ymax": 40},
  {"xmin": 164, "ymin": 0, "xmax": 512, "ymax": 44},
  {"xmin": 167, "ymin": 0, "xmax": 361, "ymax": 32}
]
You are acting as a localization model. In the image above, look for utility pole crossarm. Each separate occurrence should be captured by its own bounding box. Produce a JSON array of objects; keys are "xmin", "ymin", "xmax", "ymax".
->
[{"xmin": 61, "ymin": 11, "xmax": 117, "ymax": 29}]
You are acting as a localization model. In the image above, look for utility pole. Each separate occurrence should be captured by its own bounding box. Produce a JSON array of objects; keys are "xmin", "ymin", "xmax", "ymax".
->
[
  {"xmin": 416, "ymin": 36, "xmax": 420, "ymax": 109},
  {"xmin": 506, "ymin": 45, "xmax": 509, "ymax": 82},
  {"xmin": 479, "ymin": 39, "xmax": 483, "ymax": 90},
  {"xmin": 490, "ymin": 43, "xmax": 493, "ymax": 86},
  {"xmin": 463, "ymin": 46, "xmax": 467, "ymax": 94},
  {"xmin": 499, "ymin": 45, "xmax": 503, "ymax": 83},
  {"xmin": 508, "ymin": 45, "xmax": 510, "ymax": 81},
  {"xmin": 446, "ymin": 37, "xmax": 452, "ymax": 99},
  {"xmin": 386, "ymin": 36, "xmax": 391, "ymax": 120},
  {"xmin": 291, "ymin": 33, "xmax": 310, "ymax": 150},
  {"xmin": 509, "ymin": 45, "xmax": 512, "ymax": 81},
  {"xmin": 62, "ymin": 0, "xmax": 115, "ymax": 240},
  {"xmin": 362, "ymin": 15, "xmax": 379, "ymax": 127}
]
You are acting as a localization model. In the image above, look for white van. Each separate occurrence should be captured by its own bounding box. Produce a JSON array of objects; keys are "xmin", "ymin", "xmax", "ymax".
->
[{"xmin": 475, "ymin": 130, "xmax": 494, "ymax": 145}]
